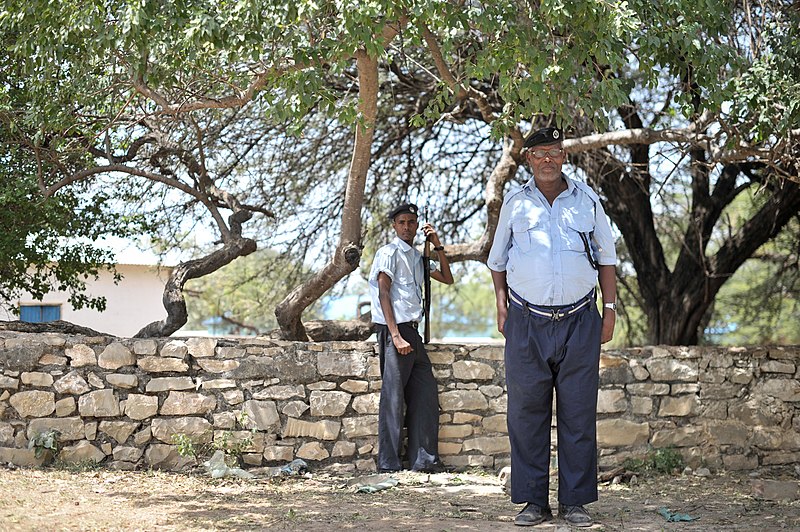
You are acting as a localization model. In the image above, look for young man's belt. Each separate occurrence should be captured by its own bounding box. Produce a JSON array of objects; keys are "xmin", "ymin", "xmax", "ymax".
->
[{"xmin": 508, "ymin": 289, "xmax": 594, "ymax": 321}]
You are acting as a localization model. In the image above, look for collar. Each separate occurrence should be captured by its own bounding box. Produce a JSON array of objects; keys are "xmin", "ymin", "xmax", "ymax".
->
[
  {"xmin": 523, "ymin": 173, "xmax": 574, "ymax": 195},
  {"xmin": 392, "ymin": 236, "xmax": 414, "ymax": 252}
]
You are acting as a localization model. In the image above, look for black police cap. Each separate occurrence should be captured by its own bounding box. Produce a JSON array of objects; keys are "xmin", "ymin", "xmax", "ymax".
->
[
  {"xmin": 523, "ymin": 127, "xmax": 563, "ymax": 149},
  {"xmin": 388, "ymin": 202, "xmax": 419, "ymax": 220}
]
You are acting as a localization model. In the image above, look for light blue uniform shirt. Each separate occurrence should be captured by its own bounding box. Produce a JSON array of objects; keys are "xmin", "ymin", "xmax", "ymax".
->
[
  {"xmin": 488, "ymin": 174, "xmax": 617, "ymax": 306},
  {"xmin": 369, "ymin": 237, "xmax": 434, "ymax": 325}
]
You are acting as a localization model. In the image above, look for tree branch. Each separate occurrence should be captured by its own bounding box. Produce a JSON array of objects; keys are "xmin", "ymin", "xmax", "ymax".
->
[
  {"xmin": 131, "ymin": 16, "xmax": 410, "ymax": 117},
  {"xmin": 564, "ymin": 123, "xmax": 774, "ymax": 165},
  {"xmin": 132, "ymin": 67, "xmax": 285, "ymax": 115},
  {"xmin": 446, "ymin": 136, "xmax": 524, "ymax": 262},
  {"xmin": 42, "ymin": 164, "xmax": 204, "ymax": 202},
  {"xmin": 710, "ymin": 179, "xmax": 800, "ymax": 293},
  {"xmin": 419, "ymin": 23, "xmax": 498, "ymax": 124}
]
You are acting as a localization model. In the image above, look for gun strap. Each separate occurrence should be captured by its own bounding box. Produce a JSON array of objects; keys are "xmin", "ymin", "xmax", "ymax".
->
[{"xmin": 579, "ymin": 231, "xmax": 599, "ymax": 270}]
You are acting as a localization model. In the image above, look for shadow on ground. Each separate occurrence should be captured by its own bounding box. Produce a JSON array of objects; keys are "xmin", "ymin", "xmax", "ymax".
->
[{"xmin": 0, "ymin": 466, "xmax": 798, "ymax": 531}]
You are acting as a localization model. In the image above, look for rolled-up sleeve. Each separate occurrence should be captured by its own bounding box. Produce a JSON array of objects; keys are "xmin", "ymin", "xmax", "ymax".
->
[
  {"xmin": 487, "ymin": 197, "xmax": 513, "ymax": 272},
  {"xmin": 592, "ymin": 201, "xmax": 617, "ymax": 266},
  {"xmin": 369, "ymin": 247, "xmax": 396, "ymax": 282}
]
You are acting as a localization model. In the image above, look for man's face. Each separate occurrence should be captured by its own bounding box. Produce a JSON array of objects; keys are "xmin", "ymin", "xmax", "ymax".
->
[
  {"xmin": 392, "ymin": 213, "xmax": 419, "ymax": 244},
  {"xmin": 526, "ymin": 141, "xmax": 564, "ymax": 181}
]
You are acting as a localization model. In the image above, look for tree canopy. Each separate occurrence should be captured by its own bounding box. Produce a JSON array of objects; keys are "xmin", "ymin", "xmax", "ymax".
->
[
  {"xmin": 1, "ymin": 0, "xmax": 798, "ymax": 344},
  {"xmin": 0, "ymin": 147, "xmax": 145, "ymax": 313},
  {"xmin": 1, "ymin": 32, "xmax": 147, "ymax": 313}
]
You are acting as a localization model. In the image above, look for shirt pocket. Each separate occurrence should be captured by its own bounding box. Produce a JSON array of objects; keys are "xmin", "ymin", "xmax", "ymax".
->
[
  {"xmin": 510, "ymin": 214, "xmax": 543, "ymax": 253},
  {"xmin": 395, "ymin": 269, "xmax": 416, "ymax": 287},
  {"xmin": 563, "ymin": 208, "xmax": 594, "ymax": 252},
  {"xmin": 394, "ymin": 254, "xmax": 421, "ymax": 288}
]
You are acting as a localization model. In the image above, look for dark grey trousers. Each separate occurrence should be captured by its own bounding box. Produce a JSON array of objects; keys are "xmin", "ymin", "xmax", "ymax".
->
[
  {"xmin": 376, "ymin": 322, "xmax": 440, "ymax": 471},
  {"xmin": 504, "ymin": 298, "xmax": 601, "ymax": 507}
]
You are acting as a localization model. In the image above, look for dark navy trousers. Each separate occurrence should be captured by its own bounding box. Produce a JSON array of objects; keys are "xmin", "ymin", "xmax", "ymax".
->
[
  {"xmin": 504, "ymin": 298, "xmax": 601, "ymax": 507},
  {"xmin": 376, "ymin": 323, "xmax": 440, "ymax": 471}
]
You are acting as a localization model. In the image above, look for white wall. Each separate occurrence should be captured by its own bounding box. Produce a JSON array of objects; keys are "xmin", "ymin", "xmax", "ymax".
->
[{"xmin": 1, "ymin": 264, "xmax": 171, "ymax": 337}]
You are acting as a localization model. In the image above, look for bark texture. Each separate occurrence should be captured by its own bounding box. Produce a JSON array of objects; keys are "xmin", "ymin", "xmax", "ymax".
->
[
  {"xmin": 135, "ymin": 212, "xmax": 257, "ymax": 338},
  {"xmin": 576, "ymin": 145, "xmax": 800, "ymax": 345},
  {"xmin": 274, "ymin": 49, "xmax": 383, "ymax": 340}
]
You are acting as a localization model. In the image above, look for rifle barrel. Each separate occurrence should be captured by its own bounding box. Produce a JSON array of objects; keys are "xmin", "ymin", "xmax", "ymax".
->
[{"xmin": 423, "ymin": 235, "xmax": 431, "ymax": 344}]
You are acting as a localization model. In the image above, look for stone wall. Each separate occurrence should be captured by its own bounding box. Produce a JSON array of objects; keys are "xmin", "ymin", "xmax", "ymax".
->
[{"xmin": 1, "ymin": 332, "xmax": 798, "ymax": 473}]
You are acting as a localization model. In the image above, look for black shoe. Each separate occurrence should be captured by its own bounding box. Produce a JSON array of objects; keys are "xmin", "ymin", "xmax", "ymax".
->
[
  {"xmin": 559, "ymin": 504, "xmax": 593, "ymax": 527},
  {"xmin": 413, "ymin": 462, "xmax": 448, "ymax": 473},
  {"xmin": 379, "ymin": 468, "xmax": 401, "ymax": 473},
  {"xmin": 514, "ymin": 503, "xmax": 553, "ymax": 526}
]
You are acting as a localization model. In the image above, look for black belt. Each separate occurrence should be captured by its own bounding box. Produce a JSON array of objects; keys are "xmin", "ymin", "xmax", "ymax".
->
[
  {"xmin": 509, "ymin": 289, "xmax": 594, "ymax": 321},
  {"xmin": 400, "ymin": 321, "xmax": 419, "ymax": 329}
]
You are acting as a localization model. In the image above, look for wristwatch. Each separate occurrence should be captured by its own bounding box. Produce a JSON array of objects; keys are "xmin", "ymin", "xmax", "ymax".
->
[{"xmin": 603, "ymin": 302, "xmax": 617, "ymax": 312}]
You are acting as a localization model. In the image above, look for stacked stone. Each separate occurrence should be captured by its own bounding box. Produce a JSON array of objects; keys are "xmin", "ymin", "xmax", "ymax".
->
[
  {"xmin": 430, "ymin": 344, "xmax": 510, "ymax": 469},
  {"xmin": 596, "ymin": 345, "xmax": 800, "ymax": 472},
  {"xmin": 2, "ymin": 332, "xmax": 799, "ymax": 473},
  {"xmin": 0, "ymin": 333, "xmax": 513, "ymax": 472}
]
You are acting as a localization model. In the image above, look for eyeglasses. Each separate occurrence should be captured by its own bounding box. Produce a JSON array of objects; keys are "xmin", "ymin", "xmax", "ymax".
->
[{"xmin": 528, "ymin": 148, "xmax": 564, "ymax": 159}]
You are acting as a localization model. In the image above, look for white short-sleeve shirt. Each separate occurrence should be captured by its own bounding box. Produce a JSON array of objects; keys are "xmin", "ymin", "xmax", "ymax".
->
[{"xmin": 368, "ymin": 237, "xmax": 431, "ymax": 325}]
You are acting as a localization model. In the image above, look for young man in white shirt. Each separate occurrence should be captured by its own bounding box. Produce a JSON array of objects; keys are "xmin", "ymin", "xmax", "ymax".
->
[{"xmin": 368, "ymin": 203, "xmax": 453, "ymax": 472}]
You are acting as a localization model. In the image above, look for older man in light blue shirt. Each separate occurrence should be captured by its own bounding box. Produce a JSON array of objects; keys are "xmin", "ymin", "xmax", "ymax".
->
[
  {"xmin": 488, "ymin": 127, "xmax": 617, "ymax": 528},
  {"xmin": 369, "ymin": 202, "xmax": 453, "ymax": 473},
  {"xmin": 488, "ymin": 173, "xmax": 617, "ymax": 307}
]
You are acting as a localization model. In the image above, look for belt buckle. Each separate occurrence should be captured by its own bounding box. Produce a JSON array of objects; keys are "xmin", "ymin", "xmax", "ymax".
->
[{"xmin": 551, "ymin": 309, "xmax": 561, "ymax": 321}]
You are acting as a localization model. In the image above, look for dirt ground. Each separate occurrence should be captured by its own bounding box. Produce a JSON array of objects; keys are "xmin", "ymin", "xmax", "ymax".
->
[{"xmin": 1, "ymin": 464, "xmax": 799, "ymax": 531}]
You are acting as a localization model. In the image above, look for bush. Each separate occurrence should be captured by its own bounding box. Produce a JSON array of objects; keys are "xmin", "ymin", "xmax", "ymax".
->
[
  {"xmin": 28, "ymin": 429, "xmax": 60, "ymax": 460},
  {"xmin": 172, "ymin": 412, "xmax": 254, "ymax": 466},
  {"xmin": 623, "ymin": 447, "xmax": 684, "ymax": 475}
]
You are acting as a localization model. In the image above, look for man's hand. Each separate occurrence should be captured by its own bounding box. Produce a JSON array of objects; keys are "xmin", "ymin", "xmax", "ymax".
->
[
  {"xmin": 601, "ymin": 312, "xmax": 615, "ymax": 344},
  {"xmin": 422, "ymin": 223, "xmax": 441, "ymax": 247},
  {"xmin": 392, "ymin": 332, "xmax": 413, "ymax": 355},
  {"xmin": 378, "ymin": 272, "xmax": 413, "ymax": 353},
  {"xmin": 496, "ymin": 302, "xmax": 508, "ymax": 337},
  {"xmin": 490, "ymin": 269, "xmax": 509, "ymax": 337},
  {"xmin": 425, "ymin": 223, "xmax": 454, "ymax": 285}
]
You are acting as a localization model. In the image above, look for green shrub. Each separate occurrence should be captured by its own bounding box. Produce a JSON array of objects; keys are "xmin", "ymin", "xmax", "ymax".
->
[
  {"xmin": 172, "ymin": 412, "xmax": 255, "ymax": 465},
  {"xmin": 623, "ymin": 447, "xmax": 684, "ymax": 475},
  {"xmin": 28, "ymin": 429, "xmax": 60, "ymax": 459}
]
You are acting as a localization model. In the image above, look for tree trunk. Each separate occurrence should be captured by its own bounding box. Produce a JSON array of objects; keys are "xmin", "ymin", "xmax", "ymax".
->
[
  {"xmin": 447, "ymin": 138, "xmax": 524, "ymax": 262},
  {"xmin": 134, "ymin": 235, "xmax": 257, "ymax": 338},
  {"xmin": 274, "ymin": 51, "xmax": 380, "ymax": 340},
  {"xmin": 0, "ymin": 320, "xmax": 108, "ymax": 337},
  {"xmin": 648, "ymin": 272, "xmax": 712, "ymax": 345},
  {"xmin": 304, "ymin": 318, "xmax": 374, "ymax": 341},
  {"xmin": 574, "ymin": 132, "xmax": 800, "ymax": 345}
]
